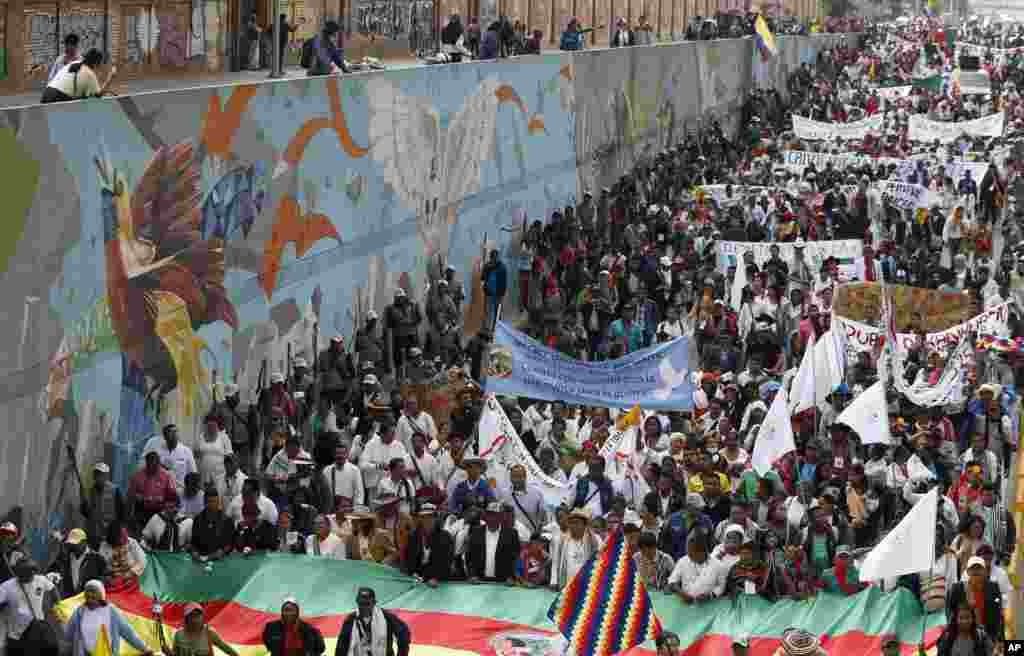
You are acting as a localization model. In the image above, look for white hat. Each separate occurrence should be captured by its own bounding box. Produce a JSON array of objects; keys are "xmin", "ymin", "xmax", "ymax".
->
[
  {"xmin": 622, "ymin": 510, "xmax": 642, "ymax": 529},
  {"xmin": 362, "ymin": 374, "xmax": 379, "ymax": 385},
  {"xmin": 93, "ymin": 463, "xmax": 110, "ymax": 474},
  {"xmin": 966, "ymin": 556, "xmax": 987, "ymax": 571},
  {"xmin": 409, "ymin": 347, "xmax": 423, "ymax": 357},
  {"xmin": 659, "ymin": 256, "xmax": 671, "ymax": 267},
  {"xmin": 367, "ymin": 310, "xmax": 379, "ymax": 320},
  {"xmin": 394, "ymin": 288, "xmax": 407, "ymax": 298},
  {"xmin": 270, "ymin": 372, "xmax": 285, "ymax": 384},
  {"xmin": 293, "ymin": 357, "xmax": 308, "ymax": 368}
]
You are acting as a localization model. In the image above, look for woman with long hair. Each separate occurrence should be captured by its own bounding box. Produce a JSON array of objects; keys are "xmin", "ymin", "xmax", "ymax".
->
[{"xmin": 936, "ymin": 603, "xmax": 993, "ymax": 656}]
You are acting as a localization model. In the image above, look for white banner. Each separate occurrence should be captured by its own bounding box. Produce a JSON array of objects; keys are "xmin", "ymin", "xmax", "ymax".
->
[
  {"xmin": 875, "ymin": 180, "xmax": 935, "ymax": 210},
  {"xmin": 792, "ymin": 114, "xmax": 885, "ymax": 141},
  {"xmin": 478, "ymin": 395, "xmax": 569, "ymax": 507},
  {"xmin": 908, "ymin": 113, "xmax": 1005, "ymax": 142},
  {"xmin": 717, "ymin": 239, "xmax": 863, "ymax": 278},
  {"xmin": 698, "ymin": 185, "xmax": 778, "ymax": 206},
  {"xmin": 832, "ymin": 302, "xmax": 1011, "ymax": 356},
  {"xmin": 783, "ymin": 150, "xmax": 900, "ymax": 174},
  {"xmin": 875, "ymin": 86, "xmax": 913, "ymax": 99}
]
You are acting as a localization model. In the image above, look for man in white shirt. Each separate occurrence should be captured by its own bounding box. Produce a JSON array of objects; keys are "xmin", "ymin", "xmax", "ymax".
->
[
  {"xmin": 667, "ymin": 534, "xmax": 715, "ymax": 602},
  {"xmin": 693, "ymin": 524, "xmax": 744, "ymax": 598},
  {"xmin": 395, "ymin": 397, "xmax": 438, "ymax": 454},
  {"xmin": 141, "ymin": 424, "xmax": 197, "ymax": 495},
  {"xmin": 535, "ymin": 402, "xmax": 578, "ymax": 452},
  {"xmin": 222, "ymin": 453, "xmax": 248, "ymax": 511},
  {"xmin": 142, "ymin": 498, "xmax": 193, "ymax": 552},
  {"xmin": 0, "ymin": 558, "xmax": 57, "ymax": 656},
  {"xmin": 226, "ymin": 478, "xmax": 279, "ymax": 525},
  {"xmin": 376, "ymin": 458, "xmax": 417, "ymax": 516},
  {"xmin": 358, "ymin": 417, "xmax": 409, "ymax": 504},
  {"xmin": 406, "ymin": 433, "xmax": 442, "ymax": 495},
  {"xmin": 305, "ymin": 515, "xmax": 346, "ymax": 559},
  {"xmin": 321, "ymin": 441, "xmax": 364, "ymax": 511},
  {"xmin": 502, "ymin": 464, "xmax": 546, "ymax": 536},
  {"xmin": 549, "ymin": 507, "xmax": 599, "ymax": 589}
]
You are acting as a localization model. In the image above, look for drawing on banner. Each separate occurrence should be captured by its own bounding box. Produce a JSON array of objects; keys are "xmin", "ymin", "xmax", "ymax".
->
[
  {"xmin": 487, "ymin": 346, "xmax": 514, "ymax": 379},
  {"xmin": 833, "ymin": 282, "xmax": 976, "ymax": 333}
]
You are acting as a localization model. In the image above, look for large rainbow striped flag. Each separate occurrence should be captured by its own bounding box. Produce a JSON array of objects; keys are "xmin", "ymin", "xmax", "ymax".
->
[
  {"xmin": 55, "ymin": 553, "xmax": 949, "ymax": 656},
  {"xmin": 548, "ymin": 530, "xmax": 661, "ymax": 656}
]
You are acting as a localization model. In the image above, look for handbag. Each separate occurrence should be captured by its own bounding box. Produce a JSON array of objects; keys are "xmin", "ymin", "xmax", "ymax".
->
[{"xmin": 17, "ymin": 580, "xmax": 58, "ymax": 652}]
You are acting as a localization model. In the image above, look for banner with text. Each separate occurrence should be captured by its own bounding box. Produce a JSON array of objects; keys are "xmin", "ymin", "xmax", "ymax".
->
[
  {"xmin": 908, "ymin": 113, "xmax": 1005, "ymax": 142},
  {"xmin": 717, "ymin": 239, "xmax": 863, "ymax": 278},
  {"xmin": 484, "ymin": 321, "xmax": 694, "ymax": 410},
  {"xmin": 783, "ymin": 149, "xmax": 901, "ymax": 174},
  {"xmin": 792, "ymin": 114, "xmax": 885, "ymax": 141},
  {"xmin": 833, "ymin": 302, "xmax": 1010, "ymax": 356}
]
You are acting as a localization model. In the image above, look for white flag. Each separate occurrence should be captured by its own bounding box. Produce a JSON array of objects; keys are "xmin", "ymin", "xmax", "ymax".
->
[
  {"xmin": 731, "ymin": 257, "xmax": 747, "ymax": 312},
  {"xmin": 751, "ymin": 385, "xmax": 796, "ymax": 477},
  {"xmin": 790, "ymin": 332, "xmax": 817, "ymax": 414},
  {"xmin": 858, "ymin": 487, "xmax": 937, "ymax": 581},
  {"xmin": 836, "ymin": 379, "xmax": 891, "ymax": 446},
  {"xmin": 477, "ymin": 396, "xmax": 570, "ymax": 506},
  {"xmin": 813, "ymin": 330, "xmax": 842, "ymax": 408}
]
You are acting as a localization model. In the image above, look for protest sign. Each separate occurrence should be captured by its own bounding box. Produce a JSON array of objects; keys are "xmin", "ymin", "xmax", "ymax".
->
[
  {"xmin": 908, "ymin": 113, "xmax": 1005, "ymax": 142},
  {"xmin": 484, "ymin": 321, "xmax": 694, "ymax": 410},
  {"xmin": 793, "ymin": 114, "xmax": 885, "ymax": 140},
  {"xmin": 717, "ymin": 239, "xmax": 863, "ymax": 279},
  {"xmin": 832, "ymin": 282, "xmax": 983, "ymax": 333}
]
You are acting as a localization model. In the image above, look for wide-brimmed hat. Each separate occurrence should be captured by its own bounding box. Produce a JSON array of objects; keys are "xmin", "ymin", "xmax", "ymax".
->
[{"xmin": 779, "ymin": 628, "xmax": 826, "ymax": 656}]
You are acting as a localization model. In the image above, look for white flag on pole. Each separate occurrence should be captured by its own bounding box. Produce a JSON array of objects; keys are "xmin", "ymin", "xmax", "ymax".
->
[
  {"xmin": 751, "ymin": 385, "xmax": 796, "ymax": 477},
  {"xmin": 731, "ymin": 258, "xmax": 747, "ymax": 312},
  {"xmin": 835, "ymin": 379, "xmax": 891, "ymax": 446},
  {"xmin": 813, "ymin": 330, "xmax": 841, "ymax": 408},
  {"xmin": 858, "ymin": 487, "xmax": 938, "ymax": 581},
  {"xmin": 790, "ymin": 332, "xmax": 817, "ymax": 414}
]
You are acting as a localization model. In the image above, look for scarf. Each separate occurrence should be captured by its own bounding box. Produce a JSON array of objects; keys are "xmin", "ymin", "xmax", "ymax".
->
[{"xmin": 348, "ymin": 607, "xmax": 388, "ymax": 656}]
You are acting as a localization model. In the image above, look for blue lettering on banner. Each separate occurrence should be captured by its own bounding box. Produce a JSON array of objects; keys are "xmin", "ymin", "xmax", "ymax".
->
[{"xmin": 484, "ymin": 320, "xmax": 694, "ymax": 410}]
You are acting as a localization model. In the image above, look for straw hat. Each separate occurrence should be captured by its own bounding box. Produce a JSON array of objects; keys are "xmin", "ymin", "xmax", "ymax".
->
[
  {"xmin": 777, "ymin": 628, "xmax": 826, "ymax": 656},
  {"xmin": 346, "ymin": 505, "xmax": 376, "ymax": 521}
]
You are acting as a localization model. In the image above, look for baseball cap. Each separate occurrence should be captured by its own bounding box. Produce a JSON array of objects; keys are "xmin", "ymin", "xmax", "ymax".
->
[
  {"xmin": 966, "ymin": 556, "xmax": 987, "ymax": 571},
  {"xmin": 93, "ymin": 462, "xmax": 110, "ymax": 474}
]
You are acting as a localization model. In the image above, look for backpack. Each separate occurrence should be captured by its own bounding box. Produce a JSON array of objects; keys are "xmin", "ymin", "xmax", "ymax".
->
[{"xmin": 300, "ymin": 37, "xmax": 316, "ymax": 69}]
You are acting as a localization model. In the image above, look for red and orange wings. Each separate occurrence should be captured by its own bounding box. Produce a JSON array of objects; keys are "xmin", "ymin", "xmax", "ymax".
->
[
  {"xmin": 129, "ymin": 141, "xmax": 238, "ymax": 330},
  {"xmin": 260, "ymin": 195, "xmax": 341, "ymax": 300}
]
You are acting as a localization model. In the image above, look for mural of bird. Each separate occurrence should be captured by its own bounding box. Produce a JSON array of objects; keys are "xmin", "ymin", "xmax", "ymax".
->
[
  {"xmin": 365, "ymin": 77, "xmax": 527, "ymax": 263},
  {"xmin": 96, "ymin": 141, "xmax": 238, "ymax": 416}
]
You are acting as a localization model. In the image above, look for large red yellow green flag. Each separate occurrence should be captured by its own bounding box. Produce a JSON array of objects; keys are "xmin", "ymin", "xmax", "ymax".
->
[{"xmin": 55, "ymin": 553, "xmax": 948, "ymax": 656}]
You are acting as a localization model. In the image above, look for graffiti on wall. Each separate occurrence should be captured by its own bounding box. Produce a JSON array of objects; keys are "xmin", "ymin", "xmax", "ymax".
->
[
  {"xmin": 26, "ymin": 11, "xmax": 59, "ymax": 74},
  {"xmin": 0, "ymin": 36, "xmax": 843, "ymax": 564},
  {"xmin": 190, "ymin": 0, "xmax": 207, "ymax": 59},
  {"xmin": 158, "ymin": 12, "xmax": 188, "ymax": 66},
  {"xmin": 62, "ymin": 9, "xmax": 108, "ymax": 57},
  {"xmin": 124, "ymin": 7, "xmax": 160, "ymax": 64},
  {"xmin": 353, "ymin": 0, "xmax": 411, "ymax": 39}
]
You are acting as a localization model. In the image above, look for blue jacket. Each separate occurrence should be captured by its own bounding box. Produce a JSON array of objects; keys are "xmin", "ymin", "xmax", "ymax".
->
[
  {"xmin": 479, "ymin": 29, "xmax": 500, "ymax": 59},
  {"xmin": 64, "ymin": 604, "xmax": 148, "ymax": 656},
  {"xmin": 482, "ymin": 260, "xmax": 508, "ymax": 299},
  {"xmin": 560, "ymin": 30, "xmax": 583, "ymax": 50}
]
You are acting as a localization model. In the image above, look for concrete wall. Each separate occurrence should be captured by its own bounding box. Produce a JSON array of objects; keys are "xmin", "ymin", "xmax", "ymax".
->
[{"xmin": 0, "ymin": 33, "xmax": 846, "ymax": 559}]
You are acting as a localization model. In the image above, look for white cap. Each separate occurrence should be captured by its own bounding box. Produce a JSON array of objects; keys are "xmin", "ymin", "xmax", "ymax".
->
[
  {"xmin": 93, "ymin": 463, "xmax": 110, "ymax": 474},
  {"xmin": 966, "ymin": 556, "xmax": 987, "ymax": 570},
  {"xmin": 363, "ymin": 374, "xmax": 379, "ymax": 385},
  {"xmin": 270, "ymin": 372, "xmax": 285, "ymax": 384},
  {"xmin": 293, "ymin": 357, "xmax": 308, "ymax": 368},
  {"xmin": 367, "ymin": 310, "xmax": 379, "ymax": 320}
]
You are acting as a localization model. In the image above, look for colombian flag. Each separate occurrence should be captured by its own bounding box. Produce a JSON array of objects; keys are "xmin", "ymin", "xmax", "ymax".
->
[
  {"xmin": 755, "ymin": 15, "xmax": 777, "ymax": 61},
  {"xmin": 55, "ymin": 553, "xmax": 950, "ymax": 656}
]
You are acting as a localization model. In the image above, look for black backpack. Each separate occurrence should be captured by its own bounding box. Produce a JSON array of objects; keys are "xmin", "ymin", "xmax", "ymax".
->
[{"xmin": 300, "ymin": 37, "xmax": 316, "ymax": 69}]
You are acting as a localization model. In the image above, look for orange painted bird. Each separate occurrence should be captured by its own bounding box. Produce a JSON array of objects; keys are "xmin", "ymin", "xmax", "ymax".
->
[{"xmin": 96, "ymin": 141, "xmax": 238, "ymax": 411}]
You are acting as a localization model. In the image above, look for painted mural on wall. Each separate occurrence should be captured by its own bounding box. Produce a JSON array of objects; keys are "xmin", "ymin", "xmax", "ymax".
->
[
  {"xmin": 0, "ymin": 36, "xmax": 844, "ymax": 560},
  {"xmin": 159, "ymin": 12, "xmax": 189, "ymax": 66}
]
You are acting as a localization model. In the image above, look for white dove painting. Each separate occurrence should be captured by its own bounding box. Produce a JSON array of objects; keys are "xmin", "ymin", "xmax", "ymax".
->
[
  {"xmin": 652, "ymin": 344, "xmax": 690, "ymax": 402},
  {"xmin": 365, "ymin": 76, "xmax": 528, "ymax": 264}
]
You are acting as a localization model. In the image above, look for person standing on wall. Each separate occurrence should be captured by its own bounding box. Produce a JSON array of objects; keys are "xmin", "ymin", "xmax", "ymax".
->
[
  {"xmin": 308, "ymin": 21, "xmax": 348, "ymax": 75},
  {"xmin": 47, "ymin": 34, "xmax": 80, "ymax": 82},
  {"xmin": 278, "ymin": 14, "xmax": 300, "ymax": 72},
  {"xmin": 481, "ymin": 250, "xmax": 508, "ymax": 330},
  {"xmin": 40, "ymin": 49, "xmax": 117, "ymax": 104}
]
